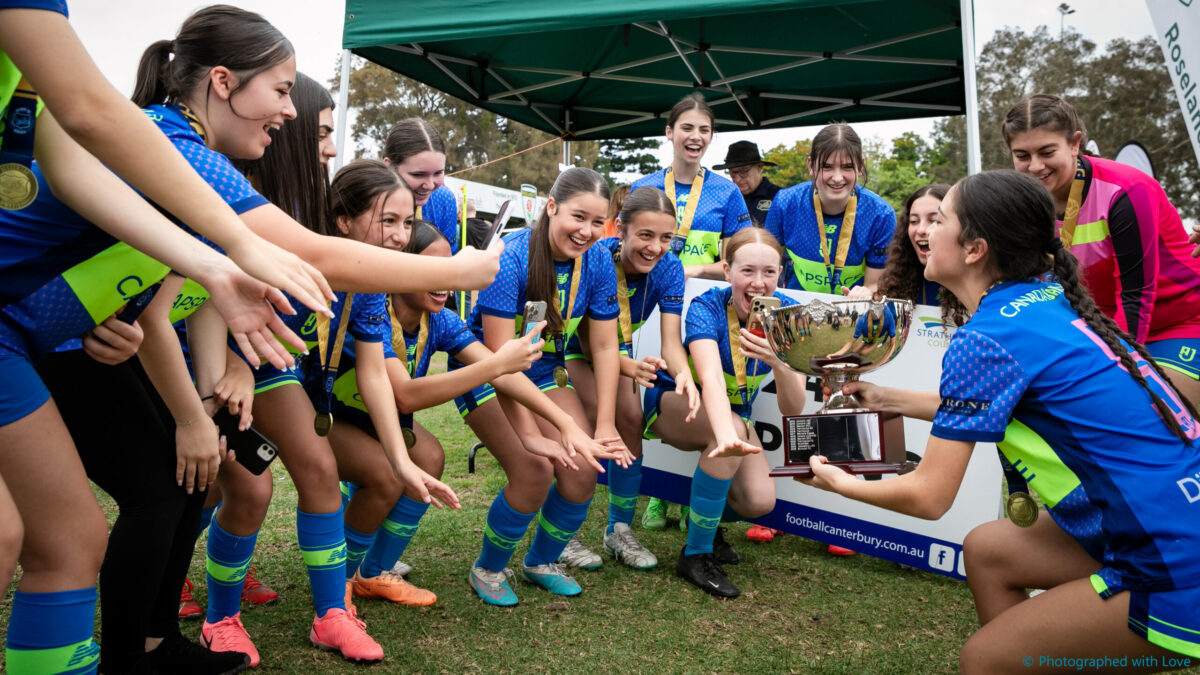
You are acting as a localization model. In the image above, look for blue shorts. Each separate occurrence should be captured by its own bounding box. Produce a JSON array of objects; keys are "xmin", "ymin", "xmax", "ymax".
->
[
  {"xmin": 252, "ymin": 362, "xmax": 301, "ymax": 395},
  {"xmin": 449, "ymin": 357, "xmax": 567, "ymax": 418},
  {"xmin": 0, "ymin": 351, "xmax": 50, "ymax": 425},
  {"xmin": 1144, "ymin": 337, "xmax": 1200, "ymax": 380},
  {"xmin": 642, "ymin": 370, "xmax": 752, "ymax": 441},
  {"xmin": 1091, "ymin": 575, "xmax": 1200, "ymax": 658}
]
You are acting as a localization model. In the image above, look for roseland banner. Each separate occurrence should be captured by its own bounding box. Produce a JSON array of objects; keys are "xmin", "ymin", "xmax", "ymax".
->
[
  {"xmin": 1149, "ymin": 0, "xmax": 1200, "ymax": 172},
  {"xmin": 628, "ymin": 279, "xmax": 1002, "ymax": 581}
]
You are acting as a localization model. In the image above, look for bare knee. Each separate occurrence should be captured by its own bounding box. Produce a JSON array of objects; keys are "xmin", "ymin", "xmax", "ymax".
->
[
  {"xmin": 962, "ymin": 521, "xmax": 1010, "ymax": 579},
  {"xmin": 0, "ymin": 512, "xmax": 23, "ymax": 561},
  {"xmin": 958, "ymin": 631, "xmax": 1002, "ymax": 675}
]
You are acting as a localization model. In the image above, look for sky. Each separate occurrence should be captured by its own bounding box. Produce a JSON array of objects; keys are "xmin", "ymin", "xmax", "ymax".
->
[{"xmin": 67, "ymin": 1, "xmax": 1157, "ymax": 175}]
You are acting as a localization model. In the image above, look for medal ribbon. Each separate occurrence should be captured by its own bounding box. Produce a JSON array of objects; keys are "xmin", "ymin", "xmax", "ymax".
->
[
  {"xmin": 613, "ymin": 251, "xmax": 633, "ymax": 353},
  {"xmin": 170, "ymin": 99, "xmax": 208, "ymax": 143},
  {"xmin": 1058, "ymin": 158, "xmax": 1087, "ymax": 250},
  {"xmin": 551, "ymin": 259, "xmax": 583, "ymax": 376},
  {"xmin": 1, "ymin": 76, "xmax": 37, "ymax": 167},
  {"xmin": 664, "ymin": 166, "xmax": 705, "ymax": 253},
  {"xmin": 390, "ymin": 299, "xmax": 429, "ymax": 378},
  {"xmin": 813, "ymin": 191, "xmax": 858, "ymax": 294},
  {"xmin": 315, "ymin": 294, "xmax": 355, "ymax": 414},
  {"xmin": 725, "ymin": 297, "xmax": 753, "ymax": 413}
]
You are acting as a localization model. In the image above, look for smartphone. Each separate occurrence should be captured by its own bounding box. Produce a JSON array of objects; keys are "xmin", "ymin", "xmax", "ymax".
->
[
  {"xmin": 212, "ymin": 408, "xmax": 278, "ymax": 475},
  {"xmin": 522, "ymin": 300, "xmax": 547, "ymax": 342},
  {"xmin": 748, "ymin": 296, "xmax": 781, "ymax": 337},
  {"xmin": 483, "ymin": 200, "xmax": 514, "ymax": 250}
]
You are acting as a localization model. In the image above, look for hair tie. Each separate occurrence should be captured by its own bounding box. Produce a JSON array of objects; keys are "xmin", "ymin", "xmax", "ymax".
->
[
  {"xmin": 167, "ymin": 39, "xmax": 176, "ymax": 53},
  {"xmin": 1046, "ymin": 237, "xmax": 1064, "ymax": 254}
]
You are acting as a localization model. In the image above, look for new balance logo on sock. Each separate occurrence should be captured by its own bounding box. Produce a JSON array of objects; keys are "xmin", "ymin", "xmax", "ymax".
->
[{"xmin": 67, "ymin": 641, "xmax": 100, "ymax": 668}]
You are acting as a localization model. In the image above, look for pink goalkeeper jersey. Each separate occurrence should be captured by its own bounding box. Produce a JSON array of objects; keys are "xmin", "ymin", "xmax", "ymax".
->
[{"xmin": 1062, "ymin": 156, "xmax": 1200, "ymax": 343}]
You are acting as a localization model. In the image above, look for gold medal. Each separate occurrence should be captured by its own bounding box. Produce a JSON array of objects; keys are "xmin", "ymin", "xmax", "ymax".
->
[
  {"xmin": 554, "ymin": 365, "xmax": 569, "ymax": 388},
  {"xmin": 402, "ymin": 427, "xmax": 417, "ymax": 448},
  {"xmin": 314, "ymin": 412, "xmax": 333, "ymax": 437},
  {"xmin": 0, "ymin": 163, "xmax": 37, "ymax": 210},
  {"xmin": 1006, "ymin": 492, "xmax": 1038, "ymax": 528}
]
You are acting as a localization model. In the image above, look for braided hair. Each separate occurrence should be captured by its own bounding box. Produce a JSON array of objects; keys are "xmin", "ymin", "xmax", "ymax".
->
[{"xmin": 954, "ymin": 171, "xmax": 1198, "ymax": 442}]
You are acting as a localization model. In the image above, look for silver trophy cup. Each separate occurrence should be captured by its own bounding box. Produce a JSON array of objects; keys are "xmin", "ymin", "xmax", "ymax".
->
[{"xmin": 760, "ymin": 297, "xmax": 916, "ymax": 476}]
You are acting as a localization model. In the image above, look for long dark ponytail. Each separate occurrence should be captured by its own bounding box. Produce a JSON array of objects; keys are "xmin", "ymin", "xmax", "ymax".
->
[
  {"xmin": 133, "ymin": 5, "xmax": 294, "ymax": 111},
  {"xmin": 954, "ymin": 171, "xmax": 1198, "ymax": 442},
  {"xmin": 529, "ymin": 167, "xmax": 610, "ymax": 335}
]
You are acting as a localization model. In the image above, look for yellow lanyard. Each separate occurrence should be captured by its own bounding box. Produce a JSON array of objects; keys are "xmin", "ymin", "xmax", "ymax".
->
[
  {"xmin": 389, "ymin": 298, "xmax": 429, "ymax": 377},
  {"xmin": 1059, "ymin": 158, "xmax": 1087, "ymax": 251},
  {"xmin": 664, "ymin": 166, "xmax": 706, "ymax": 245},
  {"xmin": 550, "ymin": 259, "xmax": 583, "ymax": 362},
  {"xmin": 613, "ymin": 252, "xmax": 633, "ymax": 351},
  {"xmin": 724, "ymin": 297, "xmax": 757, "ymax": 412},
  {"xmin": 813, "ymin": 191, "xmax": 858, "ymax": 294},
  {"xmin": 314, "ymin": 294, "xmax": 355, "ymax": 414},
  {"xmin": 414, "ymin": 204, "xmax": 423, "ymax": 220},
  {"xmin": 171, "ymin": 99, "xmax": 208, "ymax": 143}
]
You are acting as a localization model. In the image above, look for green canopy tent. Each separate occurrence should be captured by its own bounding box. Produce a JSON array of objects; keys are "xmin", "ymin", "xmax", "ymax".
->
[{"xmin": 337, "ymin": 0, "xmax": 981, "ymax": 168}]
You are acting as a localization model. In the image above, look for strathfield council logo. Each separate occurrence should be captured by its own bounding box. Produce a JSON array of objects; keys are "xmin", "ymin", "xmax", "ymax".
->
[{"xmin": 915, "ymin": 315, "xmax": 956, "ymax": 349}]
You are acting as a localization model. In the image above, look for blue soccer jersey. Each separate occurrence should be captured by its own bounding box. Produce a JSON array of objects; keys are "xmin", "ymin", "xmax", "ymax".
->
[
  {"xmin": 384, "ymin": 304, "xmax": 476, "ymax": 378},
  {"xmin": 467, "ymin": 227, "xmax": 618, "ymax": 386},
  {"xmin": 418, "ymin": 185, "xmax": 460, "ymax": 253},
  {"xmin": 0, "ymin": 102, "xmax": 267, "ymax": 357},
  {"xmin": 631, "ymin": 168, "xmax": 749, "ymax": 267},
  {"xmin": 932, "ymin": 279, "xmax": 1200, "ymax": 594},
  {"xmin": 565, "ymin": 236, "xmax": 685, "ymax": 357},
  {"xmin": 853, "ymin": 305, "xmax": 897, "ymax": 343},
  {"xmin": 684, "ymin": 285, "xmax": 796, "ymax": 418},
  {"xmin": 765, "ymin": 183, "xmax": 894, "ymax": 293}
]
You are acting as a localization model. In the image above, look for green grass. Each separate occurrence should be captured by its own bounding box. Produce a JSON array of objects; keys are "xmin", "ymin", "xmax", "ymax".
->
[{"xmin": 4, "ymin": 354, "xmax": 1197, "ymax": 674}]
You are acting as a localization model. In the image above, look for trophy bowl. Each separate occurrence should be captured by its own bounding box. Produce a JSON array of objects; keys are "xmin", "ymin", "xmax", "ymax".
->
[
  {"xmin": 759, "ymin": 297, "xmax": 916, "ymax": 476},
  {"xmin": 760, "ymin": 297, "xmax": 914, "ymax": 411}
]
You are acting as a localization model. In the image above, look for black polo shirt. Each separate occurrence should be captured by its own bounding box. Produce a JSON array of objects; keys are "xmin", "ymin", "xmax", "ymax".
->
[{"xmin": 743, "ymin": 177, "xmax": 781, "ymax": 227}]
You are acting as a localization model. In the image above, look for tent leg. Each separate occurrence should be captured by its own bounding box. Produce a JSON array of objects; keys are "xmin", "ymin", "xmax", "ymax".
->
[
  {"xmin": 334, "ymin": 49, "xmax": 352, "ymax": 173},
  {"xmin": 960, "ymin": 0, "xmax": 982, "ymax": 175}
]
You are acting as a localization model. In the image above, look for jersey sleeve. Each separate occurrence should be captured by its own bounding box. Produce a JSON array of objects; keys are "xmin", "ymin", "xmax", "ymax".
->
[
  {"xmin": 425, "ymin": 187, "xmax": 460, "ymax": 253},
  {"xmin": 477, "ymin": 236, "xmax": 525, "ymax": 318},
  {"xmin": 658, "ymin": 255, "xmax": 686, "ymax": 315},
  {"xmin": 723, "ymin": 186, "xmax": 752, "ymax": 238},
  {"xmin": 586, "ymin": 250, "xmax": 619, "ymax": 320},
  {"xmin": 1107, "ymin": 186, "xmax": 1158, "ymax": 344},
  {"xmin": 684, "ymin": 290, "xmax": 723, "ymax": 346},
  {"xmin": 433, "ymin": 310, "xmax": 477, "ymax": 357},
  {"xmin": 931, "ymin": 330, "xmax": 1030, "ymax": 442},
  {"xmin": 348, "ymin": 293, "xmax": 389, "ymax": 343},
  {"xmin": 865, "ymin": 199, "xmax": 896, "ymax": 268},
  {"xmin": 159, "ymin": 123, "xmax": 268, "ymax": 215}
]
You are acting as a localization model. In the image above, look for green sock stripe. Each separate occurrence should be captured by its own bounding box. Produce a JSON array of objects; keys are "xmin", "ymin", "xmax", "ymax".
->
[
  {"xmin": 382, "ymin": 520, "xmax": 420, "ymax": 538},
  {"xmin": 689, "ymin": 510, "xmax": 721, "ymax": 530},
  {"xmin": 206, "ymin": 556, "xmax": 251, "ymax": 586},
  {"xmin": 536, "ymin": 512, "xmax": 574, "ymax": 544},
  {"xmin": 301, "ymin": 543, "xmax": 348, "ymax": 570},
  {"xmin": 610, "ymin": 493, "xmax": 638, "ymax": 510},
  {"xmin": 484, "ymin": 524, "xmax": 520, "ymax": 552},
  {"xmin": 6, "ymin": 639, "xmax": 100, "ymax": 675}
]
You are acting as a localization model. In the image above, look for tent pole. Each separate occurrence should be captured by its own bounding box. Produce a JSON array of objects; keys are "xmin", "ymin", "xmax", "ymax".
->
[
  {"xmin": 960, "ymin": 0, "xmax": 982, "ymax": 175},
  {"xmin": 334, "ymin": 48, "xmax": 352, "ymax": 173}
]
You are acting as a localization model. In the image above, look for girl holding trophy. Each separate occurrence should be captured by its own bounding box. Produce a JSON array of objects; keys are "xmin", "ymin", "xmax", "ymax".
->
[{"xmin": 805, "ymin": 170, "xmax": 1200, "ymax": 671}]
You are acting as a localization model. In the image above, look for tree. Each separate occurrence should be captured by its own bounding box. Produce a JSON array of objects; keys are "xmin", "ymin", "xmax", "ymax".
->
[
  {"xmin": 929, "ymin": 27, "xmax": 1200, "ymax": 218},
  {"xmin": 761, "ymin": 139, "xmax": 812, "ymax": 187},
  {"xmin": 594, "ymin": 136, "xmax": 661, "ymax": 185},
  {"xmin": 331, "ymin": 56, "xmax": 600, "ymax": 192}
]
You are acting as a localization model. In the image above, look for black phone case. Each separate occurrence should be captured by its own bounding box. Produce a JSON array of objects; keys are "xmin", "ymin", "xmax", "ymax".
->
[{"xmin": 212, "ymin": 408, "xmax": 278, "ymax": 475}]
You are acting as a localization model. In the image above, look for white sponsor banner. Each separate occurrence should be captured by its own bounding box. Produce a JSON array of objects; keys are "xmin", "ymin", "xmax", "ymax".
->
[
  {"xmin": 1149, "ymin": 0, "xmax": 1200, "ymax": 172},
  {"xmin": 631, "ymin": 279, "xmax": 1002, "ymax": 580}
]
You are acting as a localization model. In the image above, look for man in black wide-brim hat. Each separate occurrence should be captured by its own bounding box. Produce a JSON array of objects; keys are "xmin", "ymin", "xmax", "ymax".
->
[{"xmin": 715, "ymin": 140, "xmax": 781, "ymax": 227}]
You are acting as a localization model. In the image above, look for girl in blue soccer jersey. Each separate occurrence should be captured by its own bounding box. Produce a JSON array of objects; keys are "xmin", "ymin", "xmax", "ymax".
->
[
  {"xmin": 456, "ymin": 166, "xmax": 632, "ymax": 606},
  {"xmin": 805, "ymin": 170, "xmax": 1200, "ymax": 671},
  {"xmin": 644, "ymin": 227, "xmax": 809, "ymax": 598},
  {"xmin": 630, "ymin": 93, "xmax": 751, "ymax": 280},
  {"xmin": 383, "ymin": 118, "xmax": 461, "ymax": 251},
  {"xmin": 335, "ymin": 219, "xmax": 611, "ymax": 606},
  {"xmin": 564, "ymin": 187, "xmax": 700, "ymax": 571},
  {"xmin": 764, "ymin": 123, "xmax": 895, "ymax": 301}
]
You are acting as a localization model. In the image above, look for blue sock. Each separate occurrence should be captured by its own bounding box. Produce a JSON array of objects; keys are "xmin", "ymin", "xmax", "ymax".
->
[
  {"xmin": 360, "ymin": 496, "xmax": 428, "ymax": 578},
  {"xmin": 607, "ymin": 457, "xmax": 642, "ymax": 533},
  {"xmin": 297, "ymin": 506, "xmax": 348, "ymax": 616},
  {"xmin": 196, "ymin": 502, "xmax": 218, "ymax": 540},
  {"xmin": 525, "ymin": 483, "xmax": 591, "ymax": 567},
  {"xmin": 684, "ymin": 466, "xmax": 733, "ymax": 557},
  {"xmin": 205, "ymin": 519, "xmax": 257, "ymax": 623},
  {"xmin": 343, "ymin": 524, "xmax": 376, "ymax": 580},
  {"xmin": 476, "ymin": 490, "xmax": 535, "ymax": 572},
  {"xmin": 5, "ymin": 587, "xmax": 99, "ymax": 675},
  {"xmin": 721, "ymin": 503, "xmax": 745, "ymax": 524},
  {"xmin": 339, "ymin": 482, "xmax": 356, "ymax": 510}
]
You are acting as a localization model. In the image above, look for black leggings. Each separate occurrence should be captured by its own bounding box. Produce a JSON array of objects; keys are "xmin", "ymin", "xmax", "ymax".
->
[{"xmin": 36, "ymin": 350, "xmax": 205, "ymax": 673}]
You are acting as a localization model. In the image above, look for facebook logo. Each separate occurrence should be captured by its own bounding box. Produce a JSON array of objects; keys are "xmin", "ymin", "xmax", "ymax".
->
[{"xmin": 928, "ymin": 543, "xmax": 956, "ymax": 572}]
